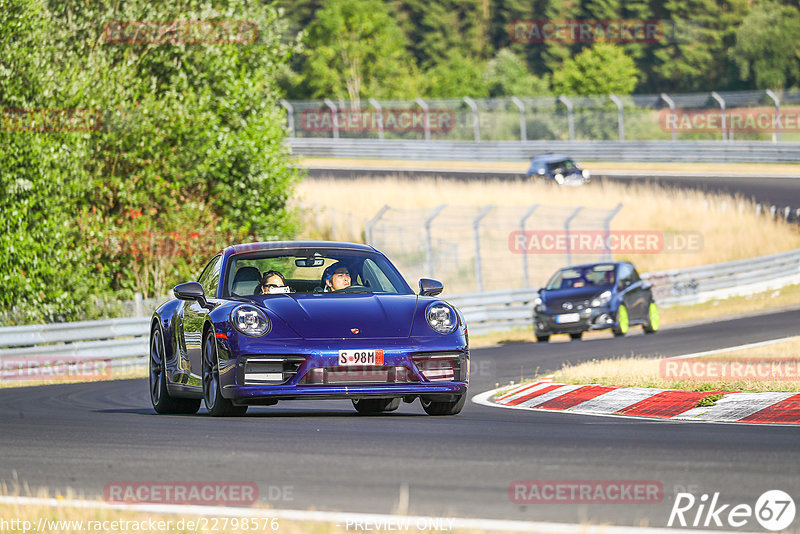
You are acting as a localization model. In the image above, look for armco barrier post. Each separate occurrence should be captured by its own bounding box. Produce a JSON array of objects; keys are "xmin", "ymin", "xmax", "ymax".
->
[
  {"xmin": 415, "ymin": 98, "xmax": 431, "ymax": 141},
  {"xmin": 424, "ymin": 204, "xmax": 447, "ymax": 278},
  {"xmin": 710, "ymin": 92, "xmax": 726, "ymax": 141},
  {"xmin": 323, "ymin": 98, "xmax": 339, "ymax": 139},
  {"xmin": 464, "ymin": 97, "xmax": 480, "ymax": 142},
  {"xmin": 365, "ymin": 205, "xmax": 389, "ymax": 246},
  {"xmin": 368, "ymin": 98, "xmax": 384, "ymax": 140},
  {"xmin": 564, "ymin": 206, "xmax": 583, "ymax": 266},
  {"xmin": 660, "ymin": 93, "xmax": 676, "ymax": 141},
  {"xmin": 558, "ymin": 96, "xmax": 575, "ymax": 141},
  {"xmin": 473, "ymin": 204, "xmax": 494, "ymax": 292},
  {"xmin": 602, "ymin": 203, "xmax": 624, "ymax": 261},
  {"xmin": 519, "ymin": 204, "xmax": 540, "ymax": 287},
  {"xmin": 280, "ymin": 99, "xmax": 295, "ymax": 138},
  {"xmin": 609, "ymin": 94, "xmax": 625, "ymax": 142},
  {"xmin": 511, "ymin": 97, "xmax": 526, "ymax": 142}
]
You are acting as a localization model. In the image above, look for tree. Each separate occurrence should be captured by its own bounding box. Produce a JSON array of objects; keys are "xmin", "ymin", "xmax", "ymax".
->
[
  {"xmin": 651, "ymin": 0, "xmax": 748, "ymax": 91},
  {"xmin": 552, "ymin": 43, "xmax": 638, "ymax": 95},
  {"xmin": 484, "ymin": 48, "xmax": 550, "ymax": 96},
  {"xmin": 731, "ymin": 1, "xmax": 800, "ymax": 90},
  {"xmin": 302, "ymin": 0, "xmax": 419, "ymax": 103},
  {"xmin": 422, "ymin": 50, "xmax": 488, "ymax": 98},
  {"xmin": 1, "ymin": 0, "xmax": 302, "ymax": 322}
]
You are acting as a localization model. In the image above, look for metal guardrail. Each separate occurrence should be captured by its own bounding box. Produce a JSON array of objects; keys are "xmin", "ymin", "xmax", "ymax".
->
[
  {"xmin": 289, "ymin": 138, "xmax": 800, "ymax": 164},
  {"xmin": 1, "ymin": 248, "xmax": 799, "ymax": 363},
  {"xmin": 448, "ymin": 248, "xmax": 800, "ymax": 336}
]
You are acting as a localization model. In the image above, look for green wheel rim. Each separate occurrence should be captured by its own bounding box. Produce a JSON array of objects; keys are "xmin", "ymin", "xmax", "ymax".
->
[
  {"xmin": 617, "ymin": 305, "xmax": 629, "ymax": 334},
  {"xmin": 648, "ymin": 302, "xmax": 659, "ymax": 331}
]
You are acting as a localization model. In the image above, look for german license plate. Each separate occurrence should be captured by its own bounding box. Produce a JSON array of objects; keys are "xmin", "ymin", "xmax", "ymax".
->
[
  {"xmin": 338, "ymin": 349, "xmax": 384, "ymax": 366},
  {"xmin": 555, "ymin": 313, "xmax": 580, "ymax": 324}
]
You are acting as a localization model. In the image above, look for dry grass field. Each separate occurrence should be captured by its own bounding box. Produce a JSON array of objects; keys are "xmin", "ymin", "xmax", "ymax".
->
[
  {"xmin": 294, "ymin": 177, "xmax": 800, "ymax": 278},
  {"xmin": 549, "ymin": 336, "xmax": 800, "ymax": 392}
]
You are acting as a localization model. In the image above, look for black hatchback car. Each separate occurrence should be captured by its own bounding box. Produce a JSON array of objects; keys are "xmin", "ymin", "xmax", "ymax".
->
[
  {"xmin": 533, "ymin": 262, "xmax": 658, "ymax": 342},
  {"xmin": 525, "ymin": 154, "xmax": 590, "ymax": 185}
]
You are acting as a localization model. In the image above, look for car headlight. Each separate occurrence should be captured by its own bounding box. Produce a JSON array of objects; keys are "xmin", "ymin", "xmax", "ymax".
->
[
  {"xmin": 582, "ymin": 169, "xmax": 590, "ymax": 179},
  {"xmin": 554, "ymin": 173, "xmax": 565, "ymax": 184},
  {"xmin": 426, "ymin": 303, "xmax": 457, "ymax": 334},
  {"xmin": 534, "ymin": 296, "xmax": 544, "ymax": 311},
  {"xmin": 591, "ymin": 291, "xmax": 612, "ymax": 307},
  {"xmin": 231, "ymin": 305, "xmax": 271, "ymax": 337}
]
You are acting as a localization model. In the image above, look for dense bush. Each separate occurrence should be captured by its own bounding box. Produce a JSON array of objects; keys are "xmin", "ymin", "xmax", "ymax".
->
[{"xmin": 0, "ymin": 0, "xmax": 301, "ymax": 324}]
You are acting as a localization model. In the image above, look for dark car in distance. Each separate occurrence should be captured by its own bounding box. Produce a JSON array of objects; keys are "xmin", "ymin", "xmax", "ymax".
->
[
  {"xmin": 525, "ymin": 154, "xmax": 590, "ymax": 185},
  {"xmin": 533, "ymin": 262, "xmax": 658, "ymax": 342},
  {"xmin": 149, "ymin": 241, "xmax": 469, "ymax": 417}
]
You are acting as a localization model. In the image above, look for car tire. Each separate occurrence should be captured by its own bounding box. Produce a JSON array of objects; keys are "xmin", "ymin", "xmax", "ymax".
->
[
  {"xmin": 420, "ymin": 394, "xmax": 465, "ymax": 416},
  {"xmin": 352, "ymin": 398, "xmax": 400, "ymax": 414},
  {"xmin": 203, "ymin": 332, "xmax": 247, "ymax": 417},
  {"xmin": 612, "ymin": 305, "xmax": 629, "ymax": 337},
  {"xmin": 569, "ymin": 332, "xmax": 582, "ymax": 341},
  {"xmin": 535, "ymin": 334, "xmax": 550, "ymax": 343},
  {"xmin": 149, "ymin": 326, "xmax": 200, "ymax": 415},
  {"xmin": 643, "ymin": 301, "xmax": 659, "ymax": 334}
]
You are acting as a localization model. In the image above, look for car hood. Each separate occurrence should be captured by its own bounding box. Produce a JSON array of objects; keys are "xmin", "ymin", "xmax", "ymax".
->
[
  {"xmin": 259, "ymin": 293, "xmax": 419, "ymax": 339},
  {"xmin": 542, "ymin": 286, "xmax": 609, "ymax": 302}
]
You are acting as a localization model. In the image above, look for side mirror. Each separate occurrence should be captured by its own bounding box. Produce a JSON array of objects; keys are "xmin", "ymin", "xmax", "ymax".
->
[
  {"xmin": 174, "ymin": 282, "xmax": 212, "ymax": 310},
  {"xmin": 419, "ymin": 278, "xmax": 443, "ymax": 297}
]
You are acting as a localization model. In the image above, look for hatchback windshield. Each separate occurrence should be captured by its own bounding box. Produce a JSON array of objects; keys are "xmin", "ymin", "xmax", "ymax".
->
[
  {"xmin": 545, "ymin": 264, "xmax": 616, "ymax": 290},
  {"xmin": 224, "ymin": 248, "xmax": 413, "ymax": 297}
]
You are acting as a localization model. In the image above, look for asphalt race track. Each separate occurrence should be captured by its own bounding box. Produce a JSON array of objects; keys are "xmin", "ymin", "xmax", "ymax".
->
[{"xmin": 2, "ymin": 308, "xmax": 799, "ymax": 529}]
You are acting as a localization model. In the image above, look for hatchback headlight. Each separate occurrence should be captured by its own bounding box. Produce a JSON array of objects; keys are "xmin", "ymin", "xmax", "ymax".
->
[
  {"xmin": 591, "ymin": 291, "xmax": 612, "ymax": 307},
  {"xmin": 231, "ymin": 305, "xmax": 271, "ymax": 337},
  {"xmin": 554, "ymin": 173, "xmax": 565, "ymax": 184},
  {"xmin": 582, "ymin": 169, "xmax": 591, "ymax": 179},
  {"xmin": 534, "ymin": 296, "xmax": 544, "ymax": 311},
  {"xmin": 426, "ymin": 303, "xmax": 457, "ymax": 334}
]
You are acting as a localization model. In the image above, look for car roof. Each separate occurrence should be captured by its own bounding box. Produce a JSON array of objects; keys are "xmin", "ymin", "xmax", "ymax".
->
[
  {"xmin": 223, "ymin": 240, "xmax": 377, "ymax": 257},
  {"xmin": 531, "ymin": 154, "xmax": 573, "ymax": 163},
  {"xmin": 556, "ymin": 261, "xmax": 631, "ymax": 270}
]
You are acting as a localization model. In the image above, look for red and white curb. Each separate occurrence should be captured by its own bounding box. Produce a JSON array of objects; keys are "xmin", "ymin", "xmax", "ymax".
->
[{"xmin": 473, "ymin": 381, "xmax": 800, "ymax": 425}]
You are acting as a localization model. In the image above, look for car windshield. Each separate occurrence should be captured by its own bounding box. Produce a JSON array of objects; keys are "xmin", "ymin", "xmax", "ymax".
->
[
  {"xmin": 224, "ymin": 248, "xmax": 414, "ymax": 297},
  {"xmin": 547, "ymin": 159, "xmax": 577, "ymax": 172},
  {"xmin": 545, "ymin": 264, "xmax": 616, "ymax": 290}
]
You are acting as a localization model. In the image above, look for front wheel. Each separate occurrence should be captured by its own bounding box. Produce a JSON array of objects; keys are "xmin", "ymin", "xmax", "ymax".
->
[
  {"xmin": 352, "ymin": 398, "xmax": 401, "ymax": 414},
  {"xmin": 420, "ymin": 394, "xmax": 465, "ymax": 416},
  {"xmin": 150, "ymin": 326, "xmax": 200, "ymax": 415},
  {"xmin": 203, "ymin": 333, "xmax": 247, "ymax": 417},
  {"xmin": 612, "ymin": 305, "xmax": 629, "ymax": 337},
  {"xmin": 643, "ymin": 302, "xmax": 659, "ymax": 334},
  {"xmin": 536, "ymin": 334, "xmax": 550, "ymax": 343},
  {"xmin": 569, "ymin": 332, "xmax": 583, "ymax": 341}
]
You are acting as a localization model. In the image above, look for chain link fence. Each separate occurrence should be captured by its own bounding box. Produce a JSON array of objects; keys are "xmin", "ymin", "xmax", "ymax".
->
[
  {"xmin": 283, "ymin": 89, "xmax": 800, "ymax": 143},
  {"xmin": 365, "ymin": 204, "xmax": 622, "ymax": 294}
]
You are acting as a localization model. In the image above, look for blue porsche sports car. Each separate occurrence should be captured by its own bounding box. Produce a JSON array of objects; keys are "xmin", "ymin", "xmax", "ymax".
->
[
  {"xmin": 532, "ymin": 261, "xmax": 659, "ymax": 342},
  {"xmin": 149, "ymin": 241, "xmax": 469, "ymax": 416}
]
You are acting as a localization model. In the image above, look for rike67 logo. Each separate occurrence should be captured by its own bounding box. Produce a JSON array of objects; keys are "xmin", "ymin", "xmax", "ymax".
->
[{"xmin": 668, "ymin": 490, "xmax": 795, "ymax": 531}]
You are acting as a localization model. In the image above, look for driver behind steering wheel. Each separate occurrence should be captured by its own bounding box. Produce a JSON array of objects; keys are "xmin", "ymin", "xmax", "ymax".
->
[{"xmin": 322, "ymin": 262, "xmax": 351, "ymax": 292}]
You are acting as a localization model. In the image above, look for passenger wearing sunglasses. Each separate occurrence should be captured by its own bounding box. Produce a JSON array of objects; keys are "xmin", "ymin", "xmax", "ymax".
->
[{"xmin": 260, "ymin": 270, "xmax": 289, "ymax": 294}]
